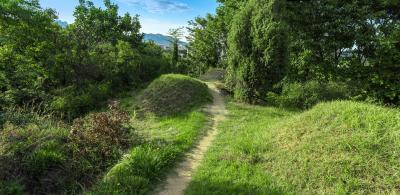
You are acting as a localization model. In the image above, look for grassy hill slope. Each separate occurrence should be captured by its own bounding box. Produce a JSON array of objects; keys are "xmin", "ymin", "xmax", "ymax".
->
[{"xmin": 186, "ymin": 101, "xmax": 400, "ymax": 194}]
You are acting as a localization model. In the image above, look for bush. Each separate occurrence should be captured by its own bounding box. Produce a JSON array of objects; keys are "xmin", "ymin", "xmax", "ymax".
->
[
  {"xmin": 139, "ymin": 54, "xmax": 170, "ymax": 82},
  {"xmin": 267, "ymin": 80, "xmax": 350, "ymax": 109},
  {"xmin": 49, "ymin": 83, "xmax": 114, "ymax": 120},
  {"xmin": 69, "ymin": 108, "xmax": 135, "ymax": 173},
  {"xmin": 138, "ymin": 74, "xmax": 212, "ymax": 116}
]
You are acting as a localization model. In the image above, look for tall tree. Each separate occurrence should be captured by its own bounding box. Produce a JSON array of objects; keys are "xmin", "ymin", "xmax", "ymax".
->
[
  {"xmin": 0, "ymin": 0, "xmax": 60, "ymax": 106},
  {"xmin": 168, "ymin": 27, "xmax": 184, "ymax": 66},
  {"xmin": 227, "ymin": 0, "xmax": 288, "ymax": 103},
  {"xmin": 286, "ymin": 0, "xmax": 400, "ymax": 104},
  {"xmin": 187, "ymin": 14, "xmax": 224, "ymax": 75},
  {"xmin": 68, "ymin": 0, "xmax": 143, "ymax": 84}
]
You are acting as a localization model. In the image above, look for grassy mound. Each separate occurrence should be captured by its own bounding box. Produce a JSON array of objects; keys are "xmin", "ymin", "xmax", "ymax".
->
[
  {"xmin": 265, "ymin": 101, "xmax": 400, "ymax": 194},
  {"xmin": 186, "ymin": 101, "xmax": 400, "ymax": 194},
  {"xmin": 138, "ymin": 74, "xmax": 212, "ymax": 116}
]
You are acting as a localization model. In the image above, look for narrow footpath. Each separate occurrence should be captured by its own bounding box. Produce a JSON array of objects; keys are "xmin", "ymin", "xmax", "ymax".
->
[{"xmin": 153, "ymin": 83, "xmax": 227, "ymax": 195}]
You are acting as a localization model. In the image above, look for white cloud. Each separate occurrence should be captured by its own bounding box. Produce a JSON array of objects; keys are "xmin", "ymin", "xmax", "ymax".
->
[{"xmin": 118, "ymin": 0, "xmax": 190, "ymax": 13}]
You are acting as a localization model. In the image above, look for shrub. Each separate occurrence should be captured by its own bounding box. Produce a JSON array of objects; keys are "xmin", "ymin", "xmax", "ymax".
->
[
  {"xmin": 139, "ymin": 55, "xmax": 170, "ymax": 82},
  {"xmin": 69, "ymin": 108, "xmax": 135, "ymax": 174},
  {"xmin": 267, "ymin": 80, "xmax": 350, "ymax": 109},
  {"xmin": 138, "ymin": 74, "xmax": 212, "ymax": 116},
  {"xmin": 49, "ymin": 83, "xmax": 114, "ymax": 120}
]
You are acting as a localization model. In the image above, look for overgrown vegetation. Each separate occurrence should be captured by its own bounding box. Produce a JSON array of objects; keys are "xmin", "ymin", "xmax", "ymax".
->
[
  {"xmin": 138, "ymin": 74, "xmax": 212, "ymax": 116},
  {"xmin": 94, "ymin": 111, "xmax": 208, "ymax": 194},
  {"xmin": 188, "ymin": 0, "xmax": 400, "ymax": 105},
  {"xmin": 0, "ymin": 0, "xmax": 170, "ymax": 120},
  {"xmin": 1, "ymin": 0, "xmax": 400, "ymax": 194},
  {"xmin": 0, "ymin": 74, "xmax": 212, "ymax": 194},
  {"xmin": 91, "ymin": 88, "xmax": 210, "ymax": 194},
  {"xmin": 266, "ymin": 81, "xmax": 351, "ymax": 109},
  {"xmin": 0, "ymin": 108, "xmax": 134, "ymax": 194}
]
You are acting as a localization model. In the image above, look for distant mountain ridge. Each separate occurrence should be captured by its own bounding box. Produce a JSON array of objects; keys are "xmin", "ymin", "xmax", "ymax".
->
[
  {"xmin": 53, "ymin": 21, "xmax": 187, "ymax": 47},
  {"xmin": 144, "ymin": 33, "xmax": 187, "ymax": 47},
  {"xmin": 56, "ymin": 20, "xmax": 68, "ymax": 28}
]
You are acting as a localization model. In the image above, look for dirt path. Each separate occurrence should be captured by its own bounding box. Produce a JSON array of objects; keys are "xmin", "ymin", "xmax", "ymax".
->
[{"xmin": 153, "ymin": 83, "xmax": 227, "ymax": 195}]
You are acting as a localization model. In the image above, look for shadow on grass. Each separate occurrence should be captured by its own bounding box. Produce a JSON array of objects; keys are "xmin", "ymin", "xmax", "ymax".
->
[{"xmin": 186, "ymin": 179, "xmax": 288, "ymax": 195}]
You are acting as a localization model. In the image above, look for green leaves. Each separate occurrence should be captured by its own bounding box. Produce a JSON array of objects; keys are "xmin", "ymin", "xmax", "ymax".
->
[{"xmin": 227, "ymin": 0, "xmax": 288, "ymax": 103}]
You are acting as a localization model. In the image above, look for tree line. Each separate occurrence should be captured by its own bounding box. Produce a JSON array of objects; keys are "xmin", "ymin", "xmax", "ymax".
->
[
  {"xmin": 1, "ymin": 0, "xmax": 399, "ymax": 118},
  {"xmin": 187, "ymin": 0, "xmax": 400, "ymax": 105},
  {"xmin": 0, "ymin": 0, "xmax": 174, "ymax": 119}
]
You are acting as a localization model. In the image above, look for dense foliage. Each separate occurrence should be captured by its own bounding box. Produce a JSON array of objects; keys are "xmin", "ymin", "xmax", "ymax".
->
[
  {"xmin": 0, "ymin": 1, "xmax": 172, "ymax": 193},
  {"xmin": 187, "ymin": 0, "xmax": 400, "ymax": 105},
  {"xmin": 267, "ymin": 81, "xmax": 350, "ymax": 109},
  {"xmin": 226, "ymin": 0, "xmax": 288, "ymax": 102},
  {"xmin": 0, "ymin": 0, "xmax": 170, "ymax": 119},
  {"xmin": 1, "ymin": 0, "xmax": 400, "ymax": 193}
]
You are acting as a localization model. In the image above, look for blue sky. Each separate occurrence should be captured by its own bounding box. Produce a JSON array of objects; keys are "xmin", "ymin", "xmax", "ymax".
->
[{"xmin": 39, "ymin": 0, "xmax": 218, "ymax": 35}]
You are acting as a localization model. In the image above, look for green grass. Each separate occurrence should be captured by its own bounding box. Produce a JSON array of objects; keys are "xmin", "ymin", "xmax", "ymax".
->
[
  {"xmin": 262, "ymin": 101, "xmax": 400, "ymax": 194},
  {"xmin": 185, "ymin": 102, "xmax": 295, "ymax": 194},
  {"xmin": 0, "ymin": 111, "xmax": 72, "ymax": 194},
  {"xmin": 91, "ymin": 77, "xmax": 211, "ymax": 194},
  {"xmin": 186, "ymin": 100, "xmax": 400, "ymax": 194},
  {"xmin": 138, "ymin": 74, "xmax": 212, "ymax": 116},
  {"xmin": 0, "ymin": 74, "xmax": 212, "ymax": 194},
  {"xmin": 93, "ymin": 110, "xmax": 209, "ymax": 194}
]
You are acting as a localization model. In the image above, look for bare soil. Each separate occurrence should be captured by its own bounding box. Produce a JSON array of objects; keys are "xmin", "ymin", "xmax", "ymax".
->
[{"xmin": 152, "ymin": 83, "xmax": 227, "ymax": 195}]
